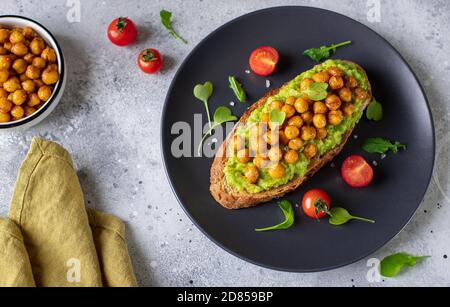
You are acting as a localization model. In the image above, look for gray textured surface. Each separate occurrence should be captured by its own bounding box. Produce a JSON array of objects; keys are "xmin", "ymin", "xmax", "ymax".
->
[{"xmin": 0, "ymin": 0, "xmax": 449, "ymax": 287}]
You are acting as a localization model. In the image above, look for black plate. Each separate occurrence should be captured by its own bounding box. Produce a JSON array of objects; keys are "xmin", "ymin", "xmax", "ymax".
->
[{"xmin": 161, "ymin": 6, "xmax": 435, "ymax": 272}]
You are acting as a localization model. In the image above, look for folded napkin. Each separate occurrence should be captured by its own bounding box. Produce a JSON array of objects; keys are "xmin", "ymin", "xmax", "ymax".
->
[{"xmin": 0, "ymin": 138, "xmax": 137, "ymax": 287}]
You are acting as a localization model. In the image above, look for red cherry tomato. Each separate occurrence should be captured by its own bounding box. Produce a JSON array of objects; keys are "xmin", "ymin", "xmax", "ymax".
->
[
  {"xmin": 137, "ymin": 49, "xmax": 163, "ymax": 74},
  {"xmin": 341, "ymin": 155, "xmax": 374, "ymax": 188},
  {"xmin": 249, "ymin": 46, "xmax": 279, "ymax": 76},
  {"xmin": 302, "ymin": 189, "xmax": 331, "ymax": 219},
  {"xmin": 107, "ymin": 17, "xmax": 137, "ymax": 46}
]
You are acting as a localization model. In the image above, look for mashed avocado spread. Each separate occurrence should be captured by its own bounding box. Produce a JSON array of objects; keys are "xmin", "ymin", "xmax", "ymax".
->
[{"xmin": 224, "ymin": 60, "xmax": 369, "ymax": 194}]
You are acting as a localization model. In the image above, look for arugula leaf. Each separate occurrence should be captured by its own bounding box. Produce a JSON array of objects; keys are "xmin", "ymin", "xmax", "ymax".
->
[
  {"xmin": 380, "ymin": 253, "xmax": 430, "ymax": 277},
  {"xmin": 304, "ymin": 82, "xmax": 329, "ymax": 101},
  {"xmin": 255, "ymin": 200, "xmax": 294, "ymax": 232},
  {"xmin": 197, "ymin": 106, "xmax": 237, "ymax": 155},
  {"xmin": 228, "ymin": 76, "xmax": 247, "ymax": 103},
  {"xmin": 303, "ymin": 41, "xmax": 352, "ymax": 62},
  {"xmin": 194, "ymin": 81, "xmax": 214, "ymax": 131},
  {"xmin": 362, "ymin": 138, "xmax": 407, "ymax": 154},
  {"xmin": 269, "ymin": 109, "xmax": 286, "ymax": 126},
  {"xmin": 366, "ymin": 98, "xmax": 383, "ymax": 121},
  {"xmin": 329, "ymin": 207, "xmax": 375, "ymax": 225},
  {"xmin": 160, "ymin": 10, "xmax": 187, "ymax": 44}
]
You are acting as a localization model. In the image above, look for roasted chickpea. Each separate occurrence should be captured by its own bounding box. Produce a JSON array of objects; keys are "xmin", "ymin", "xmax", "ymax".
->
[
  {"xmin": 0, "ymin": 111, "xmax": 10, "ymax": 122},
  {"xmin": 268, "ymin": 163, "xmax": 286, "ymax": 179},
  {"xmin": 269, "ymin": 100, "xmax": 284, "ymax": 111},
  {"xmin": 346, "ymin": 76, "xmax": 358, "ymax": 88},
  {"xmin": 328, "ymin": 67, "xmax": 343, "ymax": 77},
  {"xmin": 0, "ymin": 97, "xmax": 12, "ymax": 113},
  {"xmin": 263, "ymin": 130, "xmax": 279, "ymax": 146},
  {"xmin": 41, "ymin": 47, "xmax": 57, "ymax": 63},
  {"xmin": 328, "ymin": 110, "xmax": 344, "ymax": 126},
  {"xmin": 47, "ymin": 63, "xmax": 58, "ymax": 71},
  {"xmin": 300, "ymin": 78, "xmax": 314, "ymax": 91},
  {"xmin": 313, "ymin": 114, "xmax": 327, "ymax": 129},
  {"xmin": 37, "ymin": 85, "xmax": 52, "ymax": 102},
  {"xmin": 0, "ymin": 69, "xmax": 9, "ymax": 83},
  {"xmin": 9, "ymin": 31, "xmax": 25, "ymax": 44},
  {"xmin": 24, "ymin": 106, "xmax": 36, "ymax": 117},
  {"xmin": 287, "ymin": 115, "xmax": 303, "ymax": 128},
  {"xmin": 249, "ymin": 137, "xmax": 268, "ymax": 158},
  {"xmin": 285, "ymin": 96, "xmax": 296, "ymax": 106},
  {"xmin": 325, "ymin": 94, "xmax": 342, "ymax": 111},
  {"xmin": 25, "ymin": 65, "xmax": 40, "ymax": 80},
  {"xmin": 329, "ymin": 76, "xmax": 344, "ymax": 90},
  {"xmin": 284, "ymin": 150, "xmax": 299, "ymax": 164},
  {"xmin": 304, "ymin": 144, "xmax": 318, "ymax": 159},
  {"xmin": 0, "ymin": 55, "xmax": 13, "ymax": 70},
  {"xmin": 0, "ymin": 88, "xmax": 7, "ymax": 98},
  {"xmin": 31, "ymin": 57, "xmax": 46, "ymax": 69},
  {"xmin": 338, "ymin": 87, "xmax": 352, "ymax": 103},
  {"xmin": 281, "ymin": 104, "xmax": 296, "ymax": 119},
  {"xmin": 11, "ymin": 43, "xmax": 28, "ymax": 56},
  {"xmin": 22, "ymin": 27, "xmax": 35, "ymax": 39},
  {"xmin": 260, "ymin": 112, "xmax": 270, "ymax": 124},
  {"xmin": 301, "ymin": 126, "xmax": 317, "ymax": 141},
  {"xmin": 10, "ymin": 105, "xmax": 24, "ymax": 119},
  {"xmin": 301, "ymin": 111, "xmax": 314, "ymax": 125},
  {"xmin": 231, "ymin": 135, "xmax": 245, "ymax": 153},
  {"xmin": 284, "ymin": 126, "xmax": 300, "ymax": 140},
  {"xmin": 244, "ymin": 166, "xmax": 260, "ymax": 184},
  {"xmin": 317, "ymin": 128, "xmax": 328, "ymax": 140},
  {"xmin": 23, "ymin": 53, "xmax": 35, "ymax": 64},
  {"xmin": 27, "ymin": 93, "xmax": 41, "ymax": 107},
  {"xmin": 21, "ymin": 80, "xmax": 35, "ymax": 93},
  {"xmin": 3, "ymin": 42, "xmax": 12, "ymax": 52},
  {"xmin": 253, "ymin": 155, "xmax": 270, "ymax": 169},
  {"xmin": 294, "ymin": 97, "xmax": 309, "ymax": 114},
  {"xmin": 19, "ymin": 73, "xmax": 29, "ymax": 82},
  {"xmin": 288, "ymin": 138, "xmax": 303, "ymax": 151},
  {"xmin": 34, "ymin": 79, "xmax": 44, "ymax": 88},
  {"xmin": 354, "ymin": 87, "xmax": 367, "ymax": 100},
  {"xmin": 312, "ymin": 71, "xmax": 330, "ymax": 83},
  {"xmin": 237, "ymin": 149, "xmax": 251, "ymax": 164},
  {"xmin": 12, "ymin": 89, "xmax": 27, "ymax": 105},
  {"xmin": 3, "ymin": 76, "xmax": 21, "ymax": 92},
  {"xmin": 279, "ymin": 130, "xmax": 290, "ymax": 146},
  {"xmin": 268, "ymin": 147, "xmax": 284, "ymax": 162},
  {"xmin": 12, "ymin": 58, "xmax": 27, "ymax": 74},
  {"xmin": 0, "ymin": 47, "xmax": 7, "ymax": 55},
  {"xmin": 0, "ymin": 29, "xmax": 10, "ymax": 43},
  {"xmin": 313, "ymin": 101, "xmax": 328, "ymax": 114},
  {"xmin": 30, "ymin": 38, "xmax": 45, "ymax": 55},
  {"xmin": 342, "ymin": 102, "xmax": 355, "ymax": 117}
]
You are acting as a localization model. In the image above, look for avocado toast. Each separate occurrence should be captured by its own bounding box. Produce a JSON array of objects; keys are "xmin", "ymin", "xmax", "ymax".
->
[{"xmin": 210, "ymin": 60, "xmax": 372, "ymax": 209}]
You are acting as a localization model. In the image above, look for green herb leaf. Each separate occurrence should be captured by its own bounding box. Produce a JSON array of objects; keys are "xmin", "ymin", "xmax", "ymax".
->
[
  {"xmin": 328, "ymin": 207, "xmax": 375, "ymax": 226},
  {"xmin": 197, "ymin": 106, "xmax": 237, "ymax": 155},
  {"xmin": 194, "ymin": 81, "xmax": 214, "ymax": 131},
  {"xmin": 303, "ymin": 41, "xmax": 352, "ymax": 62},
  {"xmin": 366, "ymin": 98, "xmax": 383, "ymax": 121},
  {"xmin": 269, "ymin": 109, "xmax": 286, "ymax": 126},
  {"xmin": 160, "ymin": 10, "xmax": 187, "ymax": 44},
  {"xmin": 304, "ymin": 82, "xmax": 329, "ymax": 101},
  {"xmin": 228, "ymin": 76, "xmax": 247, "ymax": 103},
  {"xmin": 255, "ymin": 200, "xmax": 294, "ymax": 232},
  {"xmin": 362, "ymin": 138, "xmax": 407, "ymax": 154},
  {"xmin": 380, "ymin": 253, "xmax": 430, "ymax": 277},
  {"xmin": 116, "ymin": 17, "xmax": 127, "ymax": 32}
]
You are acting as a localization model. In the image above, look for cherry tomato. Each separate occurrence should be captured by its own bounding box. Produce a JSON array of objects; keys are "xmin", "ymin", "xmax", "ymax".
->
[
  {"xmin": 249, "ymin": 46, "xmax": 279, "ymax": 76},
  {"xmin": 302, "ymin": 189, "xmax": 331, "ymax": 219},
  {"xmin": 138, "ymin": 48, "xmax": 163, "ymax": 74},
  {"xmin": 341, "ymin": 155, "xmax": 374, "ymax": 188},
  {"xmin": 107, "ymin": 17, "xmax": 137, "ymax": 46}
]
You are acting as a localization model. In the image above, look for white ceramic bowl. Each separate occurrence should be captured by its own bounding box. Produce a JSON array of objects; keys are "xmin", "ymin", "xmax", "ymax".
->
[{"xmin": 0, "ymin": 15, "xmax": 66, "ymax": 130}]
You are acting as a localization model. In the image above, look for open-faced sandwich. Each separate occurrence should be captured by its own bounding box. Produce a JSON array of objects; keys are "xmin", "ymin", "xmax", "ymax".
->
[{"xmin": 210, "ymin": 60, "xmax": 372, "ymax": 209}]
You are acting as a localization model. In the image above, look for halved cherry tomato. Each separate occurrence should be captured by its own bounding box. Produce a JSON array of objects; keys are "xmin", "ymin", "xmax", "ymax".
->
[
  {"xmin": 249, "ymin": 46, "xmax": 279, "ymax": 76},
  {"xmin": 107, "ymin": 17, "xmax": 137, "ymax": 46},
  {"xmin": 138, "ymin": 49, "xmax": 163, "ymax": 74},
  {"xmin": 341, "ymin": 155, "xmax": 374, "ymax": 188},
  {"xmin": 302, "ymin": 189, "xmax": 331, "ymax": 219}
]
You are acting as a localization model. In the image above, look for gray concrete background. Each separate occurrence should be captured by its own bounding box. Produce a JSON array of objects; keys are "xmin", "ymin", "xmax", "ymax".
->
[{"xmin": 0, "ymin": 0, "xmax": 449, "ymax": 287}]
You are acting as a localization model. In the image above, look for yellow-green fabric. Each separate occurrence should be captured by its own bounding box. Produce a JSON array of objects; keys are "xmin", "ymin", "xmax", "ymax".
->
[{"xmin": 0, "ymin": 138, "xmax": 137, "ymax": 287}]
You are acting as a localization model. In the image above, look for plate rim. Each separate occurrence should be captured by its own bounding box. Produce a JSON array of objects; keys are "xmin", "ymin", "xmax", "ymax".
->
[{"xmin": 160, "ymin": 5, "xmax": 436, "ymax": 273}]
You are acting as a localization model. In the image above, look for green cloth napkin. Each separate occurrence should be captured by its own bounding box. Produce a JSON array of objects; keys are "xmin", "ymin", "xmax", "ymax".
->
[{"xmin": 0, "ymin": 138, "xmax": 137, "ymax": 287}]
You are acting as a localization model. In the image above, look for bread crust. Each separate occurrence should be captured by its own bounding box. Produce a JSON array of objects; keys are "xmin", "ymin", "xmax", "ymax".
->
[{"xmin": 210, "ymin": 61, "xmax": 372, "ymax": 209}]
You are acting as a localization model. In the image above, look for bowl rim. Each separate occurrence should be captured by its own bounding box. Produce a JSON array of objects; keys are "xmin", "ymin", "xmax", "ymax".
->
[{"xmin": 0, "ymin": 15, "xmax": 65, "ymax": 129}]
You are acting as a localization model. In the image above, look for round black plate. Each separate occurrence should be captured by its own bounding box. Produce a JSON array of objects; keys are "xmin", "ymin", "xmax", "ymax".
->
[{"xmin": 161, "ymin": 6, "xmax": 434, "ymax": 272}]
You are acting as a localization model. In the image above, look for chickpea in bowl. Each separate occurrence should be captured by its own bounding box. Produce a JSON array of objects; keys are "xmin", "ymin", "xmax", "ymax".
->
[{"xmin": 0, "ymin": 16, "xmax": 65, "ymax": 130}]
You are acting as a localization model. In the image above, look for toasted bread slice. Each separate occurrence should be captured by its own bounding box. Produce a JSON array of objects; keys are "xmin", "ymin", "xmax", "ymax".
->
[{"xmin": 210, "ymin": 61, "xmax": 372, "ymax": 209}]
